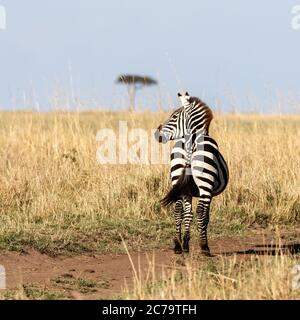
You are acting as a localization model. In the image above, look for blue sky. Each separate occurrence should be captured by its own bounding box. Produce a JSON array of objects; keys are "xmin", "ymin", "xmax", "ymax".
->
[{"xmin": 0, "ymin": 1, "xmax": 300, "ymax": 112}]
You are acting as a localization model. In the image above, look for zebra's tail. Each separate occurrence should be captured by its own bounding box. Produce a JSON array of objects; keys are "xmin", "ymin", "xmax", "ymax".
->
[{"xmin": 161, "ymin": 167, "xmax": 193, "ymax": 206}]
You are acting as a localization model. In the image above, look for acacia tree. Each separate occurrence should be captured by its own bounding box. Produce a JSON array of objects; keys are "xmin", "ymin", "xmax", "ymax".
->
[{"xmin": 116, "ymin": 74, "xmax": 158, "ymax": 111}]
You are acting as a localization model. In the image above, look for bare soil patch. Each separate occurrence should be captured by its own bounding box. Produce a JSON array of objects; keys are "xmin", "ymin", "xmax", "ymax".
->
[{"xmin": 1, "ymin": 230, "xmax": 299, "ymax": 299}]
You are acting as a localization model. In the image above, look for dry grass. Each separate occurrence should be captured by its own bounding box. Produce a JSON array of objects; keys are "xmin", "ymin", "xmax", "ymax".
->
[
  {"xmin": 0, "ymin": 111, "xmax": 299, "ymax": 255},
  {"xmin": 127, "ymin": 249, "xmax": 300, "ymax": 300}
]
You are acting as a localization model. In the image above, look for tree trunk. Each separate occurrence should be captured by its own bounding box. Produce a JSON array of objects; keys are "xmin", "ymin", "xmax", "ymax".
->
[{"xmin": 127, "ymin": 85, "xmax": 136, "ymax": 112}]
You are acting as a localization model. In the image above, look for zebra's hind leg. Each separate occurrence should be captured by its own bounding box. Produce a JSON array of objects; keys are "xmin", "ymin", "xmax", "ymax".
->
[
  {"xmin": 196, "ymin": 195, "xmax": 212, "ymax": 256},
  {"xmin": 182, "ymin": 195, "xmax": 193, "ymax": 253},
  {"xmin": 173, "ymin": 199, "xmax": 184, "ymax": 254}
]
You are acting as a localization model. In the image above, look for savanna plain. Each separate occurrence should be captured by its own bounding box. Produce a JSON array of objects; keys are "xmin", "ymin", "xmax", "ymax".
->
[{"xmin": 0, "ymin": 110, "xmax": 299, "ymax": 300}]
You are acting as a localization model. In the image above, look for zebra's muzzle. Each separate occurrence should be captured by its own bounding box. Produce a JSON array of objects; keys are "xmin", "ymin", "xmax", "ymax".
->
[{"xmin": 154, "ymin": 127, "xmax": 168, "ymax": 144}]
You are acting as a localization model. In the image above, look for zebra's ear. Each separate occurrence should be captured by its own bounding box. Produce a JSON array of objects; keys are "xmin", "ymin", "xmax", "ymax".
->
[{"xmin": 177, "ymin": 92, "xmax": 182, "ymax": 97}]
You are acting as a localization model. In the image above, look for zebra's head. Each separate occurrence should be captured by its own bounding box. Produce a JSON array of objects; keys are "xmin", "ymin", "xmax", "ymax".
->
[
  {"xmin": 155, "ymin": 92, "xmax": 191, "ymax": 143},
  {"xmin": 155, "ymin": 106, "xmax": 185, "ymax": 143},
  {"xmin": 155, "ymin": 92, "xmax": 213, "ymax": 143}
]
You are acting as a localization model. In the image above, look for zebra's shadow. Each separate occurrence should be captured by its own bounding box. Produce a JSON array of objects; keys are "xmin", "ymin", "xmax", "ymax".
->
[{"xmin": 225, "ymin": 243, "xmax": 300, "ymax": 256}]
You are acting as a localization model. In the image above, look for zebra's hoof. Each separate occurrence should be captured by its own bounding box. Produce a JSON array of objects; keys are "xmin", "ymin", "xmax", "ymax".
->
[
  {"xmin": 201, "ymin": 249, "xmax": 212, "ymax": 257},
  {"xmin": 199, "ymin": 242, "xmax": 211, "ymax": 256},
  {"xmin": 183, "ymin": 235, "xmax": 190, "ymax": 253},
  {"xmin": 174, "ymin": 248, "xmax": 183, "ymax": 254},
  {"xmin": 174, "ymin": 239, "xmax": 183, "ymax": 254},
  {"xmin": 183, "ymin": 242, "xmax": 189, "ymax": 253}
]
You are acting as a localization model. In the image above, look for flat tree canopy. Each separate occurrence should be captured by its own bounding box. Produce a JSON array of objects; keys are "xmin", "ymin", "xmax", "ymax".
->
[{"xmin": 116, "ymin": 74, "xmax": 157, "ymax": 86}]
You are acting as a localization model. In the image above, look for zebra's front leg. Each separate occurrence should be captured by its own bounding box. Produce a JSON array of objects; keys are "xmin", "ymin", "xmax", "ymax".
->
[
  {"xmin": 196, "ymin": 196, "xmax": 212, "ymax": 256},
  {"xmin": 182, "ymin": 196, "xmax": 193, "ymax": 253},
  {"xmin": 173, "ymin": 199, "xmax": 184, "ymax": 254}
]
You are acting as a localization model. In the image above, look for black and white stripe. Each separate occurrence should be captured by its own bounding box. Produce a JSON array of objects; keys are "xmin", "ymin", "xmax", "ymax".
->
[{"xmin": 155, "ymin": 92, "xmax": 229, "ymax": 255}]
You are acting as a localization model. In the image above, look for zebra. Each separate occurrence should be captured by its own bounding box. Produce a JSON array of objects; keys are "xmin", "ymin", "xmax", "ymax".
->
[{"xmin": 155, "ymin": 92, "xmax": 229, "ymax": 255}]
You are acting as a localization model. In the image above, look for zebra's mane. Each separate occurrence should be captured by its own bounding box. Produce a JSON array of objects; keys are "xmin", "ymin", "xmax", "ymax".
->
[
  {"xmin": 189, "ymin": 97, "xmax": 213, "ymax": 132},
  {"xmin": 168, "ymin": 97, "xmax": 213, "ymax": 132}
]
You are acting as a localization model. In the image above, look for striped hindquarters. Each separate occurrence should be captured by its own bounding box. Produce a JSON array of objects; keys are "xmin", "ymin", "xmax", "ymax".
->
[
  {"xmin": 169, "ymin": 136, "xmax": 229, "ymax": 199},
  {"xmin": 192, "ymin": 136, "xmax": 229, "ymax": 197}
]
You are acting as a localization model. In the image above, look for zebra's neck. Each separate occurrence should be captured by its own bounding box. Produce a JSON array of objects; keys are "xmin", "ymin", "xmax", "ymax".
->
[{"xmin": 183, "ymin": 100, "xmax": 212, "ymax": 137}]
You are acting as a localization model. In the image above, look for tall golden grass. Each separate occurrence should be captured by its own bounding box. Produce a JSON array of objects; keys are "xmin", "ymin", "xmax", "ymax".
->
[{"xmin": 0, "ymin": 111, "xmax": 299, "ymax": 251}]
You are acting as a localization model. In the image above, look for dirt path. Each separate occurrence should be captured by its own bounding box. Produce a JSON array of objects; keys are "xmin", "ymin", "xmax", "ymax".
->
[{"xmin": 0, "ymin": 230, "xmax": 299, "ymax": 299}]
